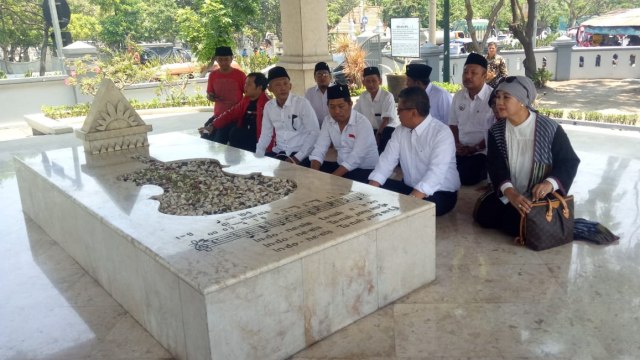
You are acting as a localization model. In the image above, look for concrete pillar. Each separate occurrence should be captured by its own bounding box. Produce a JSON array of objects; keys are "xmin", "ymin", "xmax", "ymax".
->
[
  {"xmin": 419, "ymin": 43, "xmax": 444, "ymax": 82},
  {"xmin": 552, "ymin": 36, "xmax": 575, "ymax": 81},
  {"xmin": 278, "ymin": 0, "xmax": 332, "ymax": 96}
]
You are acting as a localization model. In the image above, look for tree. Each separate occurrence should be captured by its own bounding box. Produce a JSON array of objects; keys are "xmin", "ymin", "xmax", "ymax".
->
[
  {"xmin": 137, "ymin": 0, "xmax": 179, "ymax": 43},
  {"xmin": 244, "ymin": 0, "xmax": 282, "ymax": 49},
  {"xmin": 177, "ymin": 0, "xmax": 259, "ymax": 62},
  {"xmin": 464, "ymin": 0, "xmax": 504, "ymax": 53},
  {"xmin": 68, "ymin": 13, "xmax": 101, "ymax": 41},
  {"xmin": 327, "ymin": 0, "xmax": 359, "ymax": 30},
  {"xmin": 559, "ymin": 0, "xmax": 636, "ymax": 27},
  {"xmin": 97, "ymin": 0, "xmax": 142, "ymax": 48},
  {"xmin": 380, "ymin": 0, "xmax": 430, "ymax": 28},
  {"xmin": 0, "ymin": 0, "xmax": 42, "ymax": 62},
  {"xmin": 509, "ymin": 0, "xmax": 536, "ymax": 78}
]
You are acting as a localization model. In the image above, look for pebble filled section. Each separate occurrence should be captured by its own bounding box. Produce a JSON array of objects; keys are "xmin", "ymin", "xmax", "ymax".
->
[{"xmin": 118, "ymin": 156, "xmax": 297, "ymax": 216}]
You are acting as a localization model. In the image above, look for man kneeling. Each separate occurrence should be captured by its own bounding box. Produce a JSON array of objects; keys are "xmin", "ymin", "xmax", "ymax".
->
[
  {"xmin": 309, "ymin": 84, "xmax": 379, "ymax": 183},
  {"xmin": 368, "ymin": 87, "xmax": 460, "ymax": 216}
]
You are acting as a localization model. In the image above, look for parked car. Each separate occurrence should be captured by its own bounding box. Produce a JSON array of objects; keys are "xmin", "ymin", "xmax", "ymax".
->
[{"xmin": 139, "ymin": 43, "xmax": 192, "ymax": 65}]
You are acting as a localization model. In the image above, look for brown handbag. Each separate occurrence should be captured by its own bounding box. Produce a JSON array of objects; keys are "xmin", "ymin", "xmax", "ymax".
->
[{"xmin": 516, "ymin": 192, "xmax": 574, "ymax": 251}]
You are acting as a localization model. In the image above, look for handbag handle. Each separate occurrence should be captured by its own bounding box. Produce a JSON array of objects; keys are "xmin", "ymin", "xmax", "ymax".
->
[
  {"xmin": 551, "ymin": 191, "xmax": 571, "ymax": 219},
  {"xmin": 515, "ymin": 191, "xmax": 571, "ymax": 246}
]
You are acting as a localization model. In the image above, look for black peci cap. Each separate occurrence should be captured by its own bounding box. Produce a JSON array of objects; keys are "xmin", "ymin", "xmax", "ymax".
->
[
  {"xmin": 267, "ymin": 66, "xmax": 290, "ymax": 82},
  {"xmin": 363, "ymin": 66, "xmax": 380, "ymax": 77},
  {"xmin": 405, "ymin": 63, "xmax": 432, "ymax": 81},
  {"xmin": 314, "ymin": 62, "xmax": 331, "ymax": 73},
  {"xmin": 464, "ymin": 52, "xmax": 488, "ymax": 69},
  {"xmin": 214, "ymin": 46, "xmax": 233, "ymax": 57},
  {"xmin": 327, "ymin": 84, "xmax": 351, "ymax": 101}
]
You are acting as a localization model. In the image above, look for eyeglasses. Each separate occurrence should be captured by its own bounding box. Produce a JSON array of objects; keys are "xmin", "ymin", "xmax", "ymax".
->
[
  {"xmin": 397, "ymin": 107, "xmax": 415, "ymax": 113},
  {"xmin": 315, "ymin": 72, "xmax": 331, "ymax": 77},
  {"xmin": 502, "ymin": 76, "xmax": 530, "ymax": 103}
]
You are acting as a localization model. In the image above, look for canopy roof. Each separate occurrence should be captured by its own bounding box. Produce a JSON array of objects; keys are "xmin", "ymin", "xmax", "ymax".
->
[{"xmin": 581, "ymin": 8, "xmax": 640, "ymax": 35}]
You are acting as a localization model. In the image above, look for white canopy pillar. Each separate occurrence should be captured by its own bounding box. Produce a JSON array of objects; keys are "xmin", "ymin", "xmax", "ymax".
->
[{"xmin": 278, "ymin": 0, "xmax": 332, "ymax": 95}]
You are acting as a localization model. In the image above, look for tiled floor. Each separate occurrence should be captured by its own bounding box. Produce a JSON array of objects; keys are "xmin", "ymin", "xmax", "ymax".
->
[{"xmin": 1, "ymin": 124, "xmax": 639, "ymax": 359}]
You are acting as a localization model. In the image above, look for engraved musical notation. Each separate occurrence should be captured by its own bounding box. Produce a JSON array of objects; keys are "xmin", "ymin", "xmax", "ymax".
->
[{"xmin": 176, "ymin": 192, "xmax": 400, "ymax": 253}]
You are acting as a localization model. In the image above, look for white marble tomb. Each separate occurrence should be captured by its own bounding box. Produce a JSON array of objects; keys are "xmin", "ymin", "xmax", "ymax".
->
[{"xmin": 14, "ymin": 133, "xmax": 436, "ymax": 360}]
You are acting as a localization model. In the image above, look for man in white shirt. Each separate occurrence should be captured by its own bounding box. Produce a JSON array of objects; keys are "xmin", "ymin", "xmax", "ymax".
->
[
  {"xmin": 449, "ymin": 53, "xmax": 496, "ymax": 186},
  {"xmin": 354, "ymin": 66, "xmax": 399, "ymax": 153},
  {"xmin": 369, "ymin": 87, "xmax": 460, "ymax": 216},
  {"xmin": 405, "ymin": 63, "xmax": 452, "ymax": 125},
  {"xmin": 310, "ymin": 84, "xmax": 379, "ymax": 183},
  {"xmin": 304, "ymin": 62, "xmax": 332, "ymax": 127},
  {"xmin": 256, "ymin": 66, "xmax": 320, "ymax": 166}
]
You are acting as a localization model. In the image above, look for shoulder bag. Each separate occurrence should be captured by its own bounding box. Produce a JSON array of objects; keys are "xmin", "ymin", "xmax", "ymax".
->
[{"xmin": 516, "ymin": 192, "xmax": 574, "ymax": 251}]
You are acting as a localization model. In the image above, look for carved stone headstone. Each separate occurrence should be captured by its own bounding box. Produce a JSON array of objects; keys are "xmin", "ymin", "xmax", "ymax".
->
[{"xmin": 75, "ymin": 79, "xmax": 152, "ymax": 154}]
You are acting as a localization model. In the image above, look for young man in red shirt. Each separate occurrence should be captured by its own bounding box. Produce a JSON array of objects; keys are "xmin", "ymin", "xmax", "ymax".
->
[
  {"xmin": 205, "ymin": 72, "xmax": 274, "ymax": 152},
  {"xmin": 201, "ymin": 46, "xmax": 246, "ymax": 143}
]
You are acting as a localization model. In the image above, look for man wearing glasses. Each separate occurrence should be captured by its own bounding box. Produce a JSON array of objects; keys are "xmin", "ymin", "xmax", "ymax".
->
[
  {"xmin": 256, "ymin": 66, "xmax": 319, "ymax": 166},
  {"xmin": 368, "ymin": 87, "xmax": 460, "ymax": 216},
  {"xmin": 449, "ymin": 53, "xmax": 496, "ymax": 186},
  {"xmin": 304, "ymin": 62, "xmax": 333, "ymax": 127}
]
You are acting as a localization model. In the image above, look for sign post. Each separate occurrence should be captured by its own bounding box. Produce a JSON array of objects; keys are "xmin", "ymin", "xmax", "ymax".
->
[{"xmin": 390, "ymin": 18, "xmax": 420, "ymax": 58}]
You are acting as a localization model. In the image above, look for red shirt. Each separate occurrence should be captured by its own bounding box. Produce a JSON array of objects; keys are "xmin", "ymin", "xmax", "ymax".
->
[
  {"xmin": 207, "ymin": 68, "xmax": 246, "ymax": 116},
  {"xmin": 213, "ymin": 92, "xmax": 275, "ymax": 151}
]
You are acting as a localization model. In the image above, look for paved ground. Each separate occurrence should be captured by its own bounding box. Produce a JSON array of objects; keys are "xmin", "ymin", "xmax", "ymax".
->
[
  {"xmin": 537, "ymin": 79, "xmax": 640, "ymax": 114},
  {"xmin": 1, "ymin": 79, "xmax": 638, "ymax": 144}
]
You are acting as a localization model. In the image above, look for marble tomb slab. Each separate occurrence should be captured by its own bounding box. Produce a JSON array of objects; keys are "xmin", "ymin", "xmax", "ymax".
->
[{"xmin": 14, "ymin": 133, "xmax": 436, "ymax": 360}]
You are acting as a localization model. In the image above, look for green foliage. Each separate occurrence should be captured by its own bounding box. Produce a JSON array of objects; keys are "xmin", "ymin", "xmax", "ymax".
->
[
  {"xmin": 99, "ymin": 0, "xmax": 142, "ymax": 48},
  {"xmin": 0, "ymin": 70, "xmax": 6, "ymax": 79},
  {"xmin": 177, "ymin": 0, "xmax": 259, "ymax": 62},
  {"xmin": 24, "ymin": 70, "xmax": 33, "ymax": 78},
  {"xmin": 537, "ymin": 108, "xmax": 564, "ymax": 118},
  {"xmin": 244, "ymin": 0, "xmax": 281, "ymax": 44},
  {"xmin": 433, "ymin": 81, "xmax": 462, "ymax": 94},
  {"xmin": 41, "ymin": 103, "xmax": 91, "ymax": 119},
  {"xmin": 42, "ymin": 95, "xmax": 210, "ymax": 119},
  {"xmin": 236, "ymin": 53, "xmax": 279, "ymax": 73},
  {"xmin": 66, "ymin": 52, "xmax": 158, "ymax": 96},
  {"xmin": 0, "ymin": 0, "xmax": 43, "ymax": 61},
  {"xmin": 537, "ymin": 33, "xmax": 560, "ymax": 47},
  {"xmin": 68, "ymin": 13, "xmax": 102, "ymax": 42},
  {"xmin": 327, "ymin": 0, "xmax": 359, "ymax": 29},
  {"xmin": 381, "ymin": 0, "xmax": 430, "ymax": 28},
  {"xmin": 136, "ymin": 0, "xmax": 179, "ymax": 43},
  {"xmin": 532, "ymin": 67, "xmax": 553, "ymax": 88},
  {"xmin": 539, "ymin": 108, "xmax": 639, "ymax": 125}
]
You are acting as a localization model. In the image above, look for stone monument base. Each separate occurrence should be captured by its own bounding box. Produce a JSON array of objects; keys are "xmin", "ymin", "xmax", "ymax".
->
[{"xmin": 14, "ymin": 133, "xmax": 435, "ymax": 360}]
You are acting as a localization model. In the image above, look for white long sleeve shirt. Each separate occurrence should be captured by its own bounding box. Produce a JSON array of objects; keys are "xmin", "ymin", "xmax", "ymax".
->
[
  {"xmin": 304, "ymin": 85, "xmax": 329, "ymax": 127},
  {"xmin": 426, "ymin": 82, "xmax": 453, "ymax": 125},
  {"xmin": 354, "ymin": 88, "xmax": 399, "ymax": 130},
  {"xmin": 449, "ymin": 84, "xmax": 495, "ymax": 149},
  {"xmin": 256, "ymin": 94, "xmax": 320, "ymax": 161},
  {"xmin": 369, "ymin": 115, "xmax": 461, "ymax": 195},
  {"xmin": 309, "ymin": 110, "xmax": 379, "ymax": 171}
]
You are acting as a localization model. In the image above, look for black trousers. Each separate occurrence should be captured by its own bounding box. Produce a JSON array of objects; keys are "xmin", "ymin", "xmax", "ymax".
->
[
  {"xmin": 266, "ymin": 151, "xmax": 311, "ymax": 167},
  {"xmin": 211, "ymin": 124, "xmax": 234, "ymax": 145},
  {"xmin": 375, "ymin": 127, "xmax": 395, "ymax": 154},
  {"xmin": 315, "ymin": 161, "xmax": 373, "ymax": 184},
  {"xmin": 383, "ymin": 179, "xmax": 458, "ymax": 216},
  {"xmin": 473, "ymin": 190, "xmax": 521, "ymax": 236},
  {"xmin": 228, "ymin": 127, "xmax": 257, "ymax": 153},
  {"xmin": 456, "ymin": 153, "xmax": 487, "ymax": 186}
]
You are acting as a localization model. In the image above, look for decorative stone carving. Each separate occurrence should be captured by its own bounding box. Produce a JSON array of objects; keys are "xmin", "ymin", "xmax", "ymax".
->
[{"xmin": 75, "ymin": 79, "xmax": 152, "ymax": 154}]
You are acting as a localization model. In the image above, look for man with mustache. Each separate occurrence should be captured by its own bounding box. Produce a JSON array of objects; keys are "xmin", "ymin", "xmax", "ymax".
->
[{"xmin": 448, "ymin": 53, "xmax": 496, "ymax": 186}]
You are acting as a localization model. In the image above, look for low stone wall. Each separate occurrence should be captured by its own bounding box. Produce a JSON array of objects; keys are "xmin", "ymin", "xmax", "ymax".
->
[{"xmin": 0, "ymin": 77, "xmax": 208, "ymax": 124}]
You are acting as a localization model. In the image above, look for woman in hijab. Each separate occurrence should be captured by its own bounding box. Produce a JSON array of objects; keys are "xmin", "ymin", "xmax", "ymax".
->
[{"xmin": 473, "ymin": 76, "xmax": 580, "ymax": 236}]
